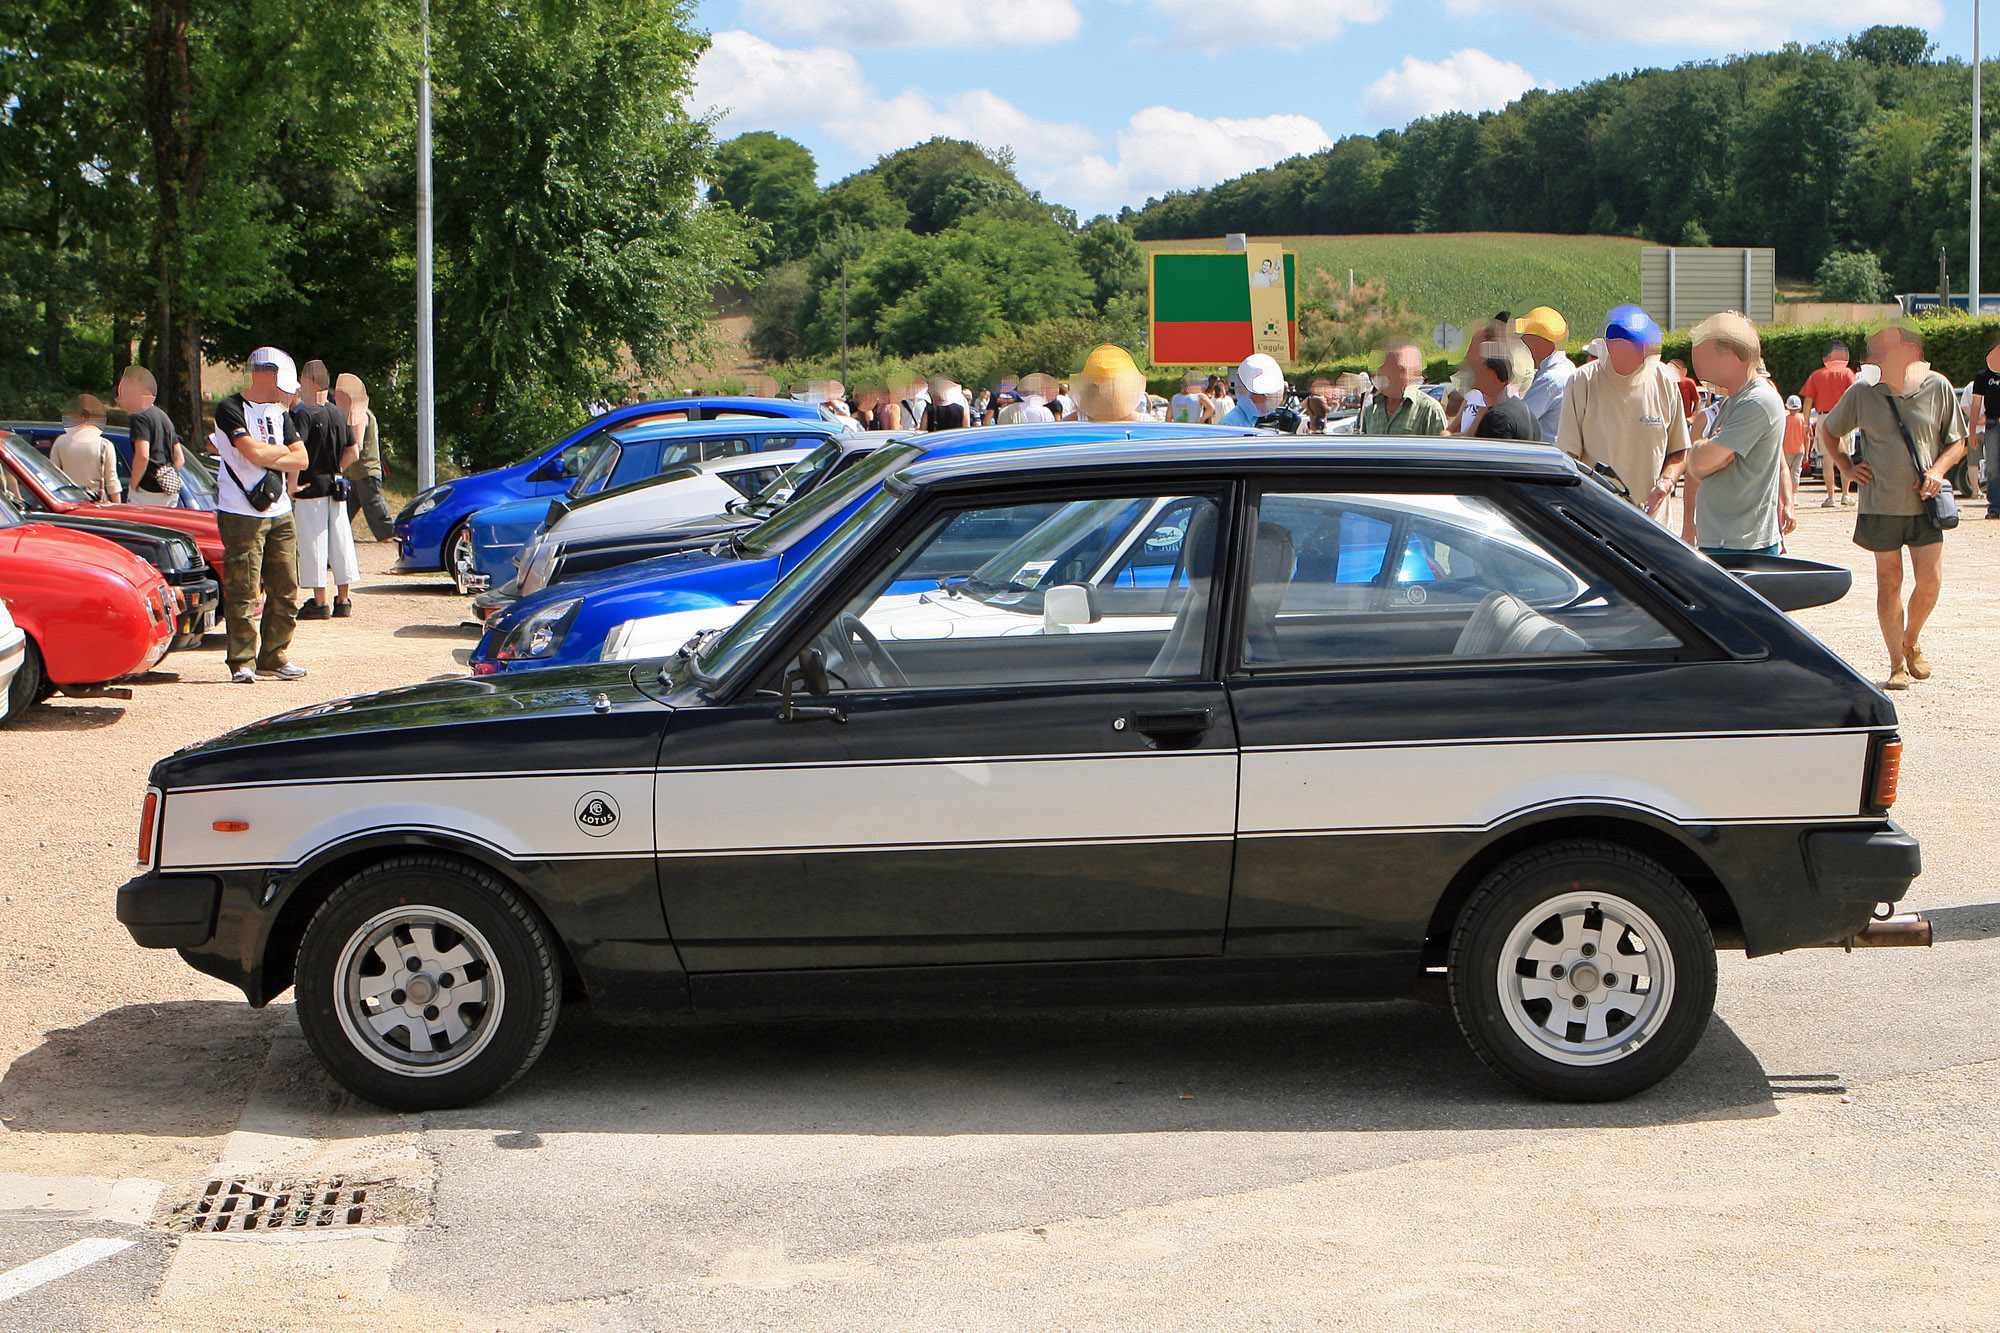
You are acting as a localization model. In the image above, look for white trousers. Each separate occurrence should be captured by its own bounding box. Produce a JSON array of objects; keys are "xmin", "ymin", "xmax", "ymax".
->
[{"xmin": 295, "ymin": 495, "xmax": 359, "ymax": 589}]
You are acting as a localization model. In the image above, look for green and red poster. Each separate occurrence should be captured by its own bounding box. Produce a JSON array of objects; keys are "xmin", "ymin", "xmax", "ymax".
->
[{"xmin": 1149, "ymin": 249, "xmax": 1297, "ymax": 366}]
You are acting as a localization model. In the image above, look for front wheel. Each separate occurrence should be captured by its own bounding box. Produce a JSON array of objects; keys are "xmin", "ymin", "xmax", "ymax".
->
[
  {"xmin": 1448, "ymin": 840, "xmax": 1716, "ymax": 1101},
  {"xmin": 447, "ymin": 523, "xmax": 477, "ymax": 597},
  {"xmin": 294, "ymin": 855, "xmax": 561, "ymax": 1110}
]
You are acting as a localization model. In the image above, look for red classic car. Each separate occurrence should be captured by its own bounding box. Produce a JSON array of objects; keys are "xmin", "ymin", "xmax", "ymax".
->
[
  {"xmin": 0, "ymin": 492, "xmax": 176, "ymax": 718},
  {"xmin": 2, "ymin": 432, "xmax": 224, "ymax": 566}
]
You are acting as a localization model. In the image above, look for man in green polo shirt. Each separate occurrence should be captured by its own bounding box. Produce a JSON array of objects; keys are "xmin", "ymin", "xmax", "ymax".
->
[{"xmin": 1361, "ymin": 340, "xmax": 1446, "ymax": 436}]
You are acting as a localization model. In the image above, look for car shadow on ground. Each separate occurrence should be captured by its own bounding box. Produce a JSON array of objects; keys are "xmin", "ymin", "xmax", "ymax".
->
[
  {"xmin": 1, "ymin": 997, "xmax": 1781, "ymax": 1140},
  {"xmin": 352, "ymin": 582, "xmax": 459, "ymax": 597},
  {"xmin": 0, "ymin": 1002, "xmax": 285, "ymax": 1139},
  {"xmin": 391, "ymin": 624, "xmax": 482, "ymax": 640},
  {"xmin": 1925, "ymin": 901, "xmax": 2000, "ymax": 943},
  {"xmin": 5, "ymin": 701, "xmax": 127, "ymax": 729}
]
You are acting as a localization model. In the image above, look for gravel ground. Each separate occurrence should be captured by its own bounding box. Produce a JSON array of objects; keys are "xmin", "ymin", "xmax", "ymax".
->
[{"xmin": 2, "ymin": 492, "xmax": 1997, "ymax": 1330}]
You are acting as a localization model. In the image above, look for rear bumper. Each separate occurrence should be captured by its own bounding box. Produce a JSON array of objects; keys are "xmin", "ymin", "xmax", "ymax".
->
[
  {"xmin": 1804, "ymin": 823, "xmax": 1921, "ymax": 903},
  {"xmin": 117, "ymin": 872, "xmax": 222, "ymax": 948}
]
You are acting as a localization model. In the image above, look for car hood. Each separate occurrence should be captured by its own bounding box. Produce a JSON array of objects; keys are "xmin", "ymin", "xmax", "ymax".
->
[
  {"xmin": 0, "ymin": 523, "xmax": 162, "ymax": 587},
  {"xmin": 165, "ymin": 661, "xmax": 656, "ymax": 761}
]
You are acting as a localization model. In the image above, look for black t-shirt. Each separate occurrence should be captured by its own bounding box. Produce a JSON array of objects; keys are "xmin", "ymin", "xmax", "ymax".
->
[
  {"xmin": 1968, "ymin": 367, "xmax": 2000, "ymax": 425},
  {"xmin": 290, "ymin": 401, "xmax": 353, "ymax": 498},
  {"xmin": 924, "ymin": 402, "xmax": 967, "ymax": 431},
  {"xmin": 128, "ymin": 404, "xmax": 180, "ymax": 492},
  {"xmin": 1473, "ymin": 395, "xmax": 1539, "ymax": 441}
]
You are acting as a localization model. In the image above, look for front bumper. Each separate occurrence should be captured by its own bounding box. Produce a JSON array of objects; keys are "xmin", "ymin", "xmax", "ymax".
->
[
  {"xmin": 172, "ymin": 575, "xmax": 220, "ymax": 644},
  {"xmin": 117, "ymin": 872, "xmax": 222, "ymax": 948}
]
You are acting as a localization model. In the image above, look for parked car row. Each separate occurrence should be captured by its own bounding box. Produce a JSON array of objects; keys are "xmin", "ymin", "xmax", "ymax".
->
[{"xmin": 0, "ymin": 427, "xmax": 223, "ymax": 722}]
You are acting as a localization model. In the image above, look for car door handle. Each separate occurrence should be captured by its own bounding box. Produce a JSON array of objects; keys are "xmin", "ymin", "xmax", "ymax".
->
[{"xmin": 1127, "ymin": 708, "xmax": 1213, "ymax": 736}]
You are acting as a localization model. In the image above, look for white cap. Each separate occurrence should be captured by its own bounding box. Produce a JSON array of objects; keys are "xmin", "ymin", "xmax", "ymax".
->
[
  {"xmin": 1785, "ymin": 394, "xmax": 1803, "ymax": 411},
  {"xmin": 1237, "ymin": 353, "xmax": 1284, "ymax": 396},
  {"xmin": 248, "ymin": 347, "xmax": 300, "ymax": 394}
]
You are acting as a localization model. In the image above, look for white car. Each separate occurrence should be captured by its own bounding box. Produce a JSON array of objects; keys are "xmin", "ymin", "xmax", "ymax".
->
[{"xmin": 0, "ymin": 597, "xmax": 25, "ymax": 722}]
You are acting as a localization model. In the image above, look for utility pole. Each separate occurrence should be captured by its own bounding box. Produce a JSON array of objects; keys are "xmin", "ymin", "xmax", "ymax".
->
[
  {"xmin": 415, "ymin": 0, "xmax": 437, "ymax": 492},
  {"xmin": 1941, "ymin": 245, "xmax": 1952, "ymax": 310},
  {"xmin": 1976, "ymin": 0, "xmax": 1985, "ymax": 312},
  {"xmin": 839, "ymin": 255, "xmax": 849, "ymax": 393}
]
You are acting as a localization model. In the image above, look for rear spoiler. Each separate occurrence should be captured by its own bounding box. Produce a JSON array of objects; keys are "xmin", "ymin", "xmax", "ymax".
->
[{"xmin": 1709, "ymin": 552, "xmax": 1852, "ymax": 611}]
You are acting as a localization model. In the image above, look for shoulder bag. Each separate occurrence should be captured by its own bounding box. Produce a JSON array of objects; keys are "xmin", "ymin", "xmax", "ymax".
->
[{"xmin": 1884, "ymin": 391, "xmax": 1959, "ymax": 530}]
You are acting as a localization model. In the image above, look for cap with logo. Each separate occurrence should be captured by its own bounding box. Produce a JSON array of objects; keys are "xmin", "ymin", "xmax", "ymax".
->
[
  {"xmin": 1785, "ymin": 394, "xmax": 1803, "ymax": 411},
  {"xmin": 1237, "ymin": 353, "xmax": 1284, "ymax": 396},
  {"xmin": 1514, "ymin": 306, "xmax": 1569, "ymax": 343},
  {"xmin": 248, "ymin": 347, "xmax": 301, "ymax": 395},
  {"xmin": 1604, "ymin": 305, "xmax": 1661, "ymax": 348}
]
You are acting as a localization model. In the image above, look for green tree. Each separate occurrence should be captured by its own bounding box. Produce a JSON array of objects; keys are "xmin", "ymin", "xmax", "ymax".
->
[
  {"xmin": 868, "ymin": 137, "xmax": 1037, "ymax": 234},
  {"xmin": 709, "ymin": 131, "xmax": 821, "ymax": 262},
  {"xmin": 1296, "ymin": 273, "xmax": 1426, "ymax": 363},
  {"xmin": 434, "ymin": 0, "xmax": 753, "ymax": 465},
  {"xmin": 1845, "ymin": 25, "xmax": 1934, "ymax": 66},
  {"xmin": 1815, "ymin": 249, "xmax": 1892, "ymax": 301},
  {"xmin": 1075, "ymin": 219, "xmax": 1145, "ymax": 311}
]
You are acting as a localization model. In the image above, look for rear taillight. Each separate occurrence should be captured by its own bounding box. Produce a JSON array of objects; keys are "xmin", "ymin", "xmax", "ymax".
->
[
  {"xmin": 1868, "ymin": 737, "xmax": 1902, "ymax": 812},
  {"xmin": 136, "ymin": 788, "xmax": 161, "ymax": 866}
]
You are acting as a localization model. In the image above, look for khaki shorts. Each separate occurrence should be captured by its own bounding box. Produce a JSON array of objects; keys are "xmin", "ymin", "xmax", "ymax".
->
[{"xmin": 1853, "ymin": 512, "xmax": 1944, "ymax": 552}]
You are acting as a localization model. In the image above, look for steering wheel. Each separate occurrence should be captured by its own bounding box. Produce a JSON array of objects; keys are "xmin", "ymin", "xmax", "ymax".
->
[{"xmin": 821, "ymin": 613, "xmax": 907, "ymax": 689}]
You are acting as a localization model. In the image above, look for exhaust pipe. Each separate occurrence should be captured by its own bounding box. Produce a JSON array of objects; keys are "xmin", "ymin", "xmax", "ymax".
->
[{"xmin": 1824, "ymin": 913, "xmax": 1932, "ymax": 950}]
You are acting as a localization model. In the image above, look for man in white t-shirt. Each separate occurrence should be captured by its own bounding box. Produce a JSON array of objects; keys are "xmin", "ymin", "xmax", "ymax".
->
[{"xmin": 212, "ymin": 347, "xmax": 311, "ymax": 683}]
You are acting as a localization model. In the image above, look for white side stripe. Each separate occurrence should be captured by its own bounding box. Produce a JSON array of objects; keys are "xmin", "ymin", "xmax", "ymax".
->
[{"xmin": 0, "ymin": 1239, "xmax": 137, "ymax": 1305}]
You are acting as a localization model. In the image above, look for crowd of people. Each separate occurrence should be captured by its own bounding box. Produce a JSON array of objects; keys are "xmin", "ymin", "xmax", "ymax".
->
[{"xmin": 46, "ymin": 348, "xmax": 394, "ymax": 685}]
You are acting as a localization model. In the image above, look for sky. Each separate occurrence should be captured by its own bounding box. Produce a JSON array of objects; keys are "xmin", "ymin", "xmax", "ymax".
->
[{"xmin": 688, "ymin": 0, "xmax": 1966, "ymax": 219}]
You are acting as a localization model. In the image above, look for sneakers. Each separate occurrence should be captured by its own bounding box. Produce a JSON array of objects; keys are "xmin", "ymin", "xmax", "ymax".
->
[
  {"xmin": 231, "ymin": 666, "xmax": 257, "ymax": 684},
  {"xmin": 1905, "ymin": 643, "xmax": 1932, "ymax": 680},
  {"xmin": 332, "ymin": 599, "xmax": 352, "ymax": 618},
  {"xmin": 256, "ymin": 663, "xmax": 308, "ymax": 681},
  {"xmin": 1885, "ymin": 668, "xmax": 1913, "ymax": 690},
  {"xmin": 1820, "ymin": 494, "xmax": 1837, "ymax": 508},
  {"xmin": 296, "ymin": 600, "xmax": 331, "ymax": 620},
  {"xmin": 1840, "ymin": 494, "xmax": 1853, "ymax": 507}
]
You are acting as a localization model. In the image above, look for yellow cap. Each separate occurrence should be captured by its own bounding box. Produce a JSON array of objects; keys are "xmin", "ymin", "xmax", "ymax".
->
[
  {"xmin": 1082, "ymin": 344, "xmax": 1138, "ymax": 378},
  {"xmin": 1514, "ymin": 306, "xmax": 1568, "ymax": 343}
]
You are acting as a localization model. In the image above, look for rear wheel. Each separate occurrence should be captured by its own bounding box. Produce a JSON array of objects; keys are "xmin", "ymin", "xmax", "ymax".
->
[
  {"xmin": 294, "ymin": 855, "xmax": 561, "ymax": 1110},
  {"xmin": 1448, "ymin": 840, "xmax": 1716, "ymax": 1101},
  {"xmin": 447, "ymin": 523, "xmax": 476, "ymax": 596},
  {"xmin": 3, "ymin": 638, "xmax": 45, "ymax": 722}
]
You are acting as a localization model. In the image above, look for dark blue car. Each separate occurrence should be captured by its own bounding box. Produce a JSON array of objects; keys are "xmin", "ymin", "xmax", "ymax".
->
[
  {"xmin": 2, "ymin": 421, "xmax": 219, "ymax": 511},
  {"xmin": 470, "ymin": 422, "xmax": 1265, "ymax": 674},
  {"xmin": 393, "ymin": 397, "xmax": 840, "ymax": 594}
]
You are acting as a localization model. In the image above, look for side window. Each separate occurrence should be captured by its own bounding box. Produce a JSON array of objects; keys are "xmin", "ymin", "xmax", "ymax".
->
[
  {"xmin": 1242, "ymin": 491, "xmax": 1682, "ymax": 667},
  {"xmin": 723, "ymin": 466, "xmax": 785, "ymax": 498},
  {"xmin": 560, "ymin": 430, "xmax": 617, "ymax": 484},
  {"xmin": 806, "ymin": 493, "xmax": 1223, "ymax": 690}
]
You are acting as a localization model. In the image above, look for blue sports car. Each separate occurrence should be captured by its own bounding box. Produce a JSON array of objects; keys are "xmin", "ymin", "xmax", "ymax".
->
[
  {"xmin": 393, "ymin": 397, "xmax": 843, "ymax": 594},
  {"xmin": 461, "ymin": 419, "xmax": 849, "ymax": 590},
  {"xmin": 469, "ymin": 422, "xmax": 1266, "ymax": 675}
]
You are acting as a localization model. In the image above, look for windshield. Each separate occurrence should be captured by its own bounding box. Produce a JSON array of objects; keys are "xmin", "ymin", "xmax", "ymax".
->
[
  {"xmin": 695, "ymin": 488, "xmax": 900, "ymax": 683},
  {"xmin": 3, "ymin": 433, "xmax": 93, "ymax": 503},
  {"xmin": 0, "ymin": 492, "xmax": 21, "ymax": 528},
  {"xmin": 745, "ymin": 441, "xmax": 841, "ymax": 514},
  {"xmin": 737, "ymin": 443, "xmax": 919, "ymax": 556}
]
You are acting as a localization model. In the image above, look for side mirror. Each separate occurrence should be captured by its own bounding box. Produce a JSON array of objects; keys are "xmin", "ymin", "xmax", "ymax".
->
[
  {"xmin": 528, "ymin": 457, "xmax": 567, "ymax": 483},
  {"xmin": 1043, "ymin": 583, "xmax": 1099, "ymax": 635},
  {"xmin": 778, "ymin": 647, "xmax": 844, "ymax": 724}
]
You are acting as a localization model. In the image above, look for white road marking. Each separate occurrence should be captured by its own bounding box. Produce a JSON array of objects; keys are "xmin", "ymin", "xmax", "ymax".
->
[{"xmin": 0, "ymin": 1238, "xmax": 138, "ymax": 1305}]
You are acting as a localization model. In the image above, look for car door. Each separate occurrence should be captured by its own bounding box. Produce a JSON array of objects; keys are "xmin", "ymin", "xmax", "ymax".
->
[
  {"xmin": 1222, "ymin": 479, "xmax": 1706, "ymax": 961},
  {"xmin": 653, "ymin": 483, "xmax": 1243, "ymax": 972}
]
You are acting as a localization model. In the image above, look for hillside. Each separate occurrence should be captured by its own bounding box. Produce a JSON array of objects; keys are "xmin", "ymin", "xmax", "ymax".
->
[{"xmin": 1144, "ymin": 233, "xmax": 1645, "ymax": 356}]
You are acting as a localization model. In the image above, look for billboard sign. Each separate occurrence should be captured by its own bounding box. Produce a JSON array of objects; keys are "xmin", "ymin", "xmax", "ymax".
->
[{"xmin": 1150, "ymin": 249, "xmax": 1298, "ymax": 366}]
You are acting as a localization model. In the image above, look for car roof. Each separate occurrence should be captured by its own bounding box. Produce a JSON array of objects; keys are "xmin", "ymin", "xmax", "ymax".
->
[
  {"xmin": 625, "ymin": 396, "xmax": 822, "ymax": 416},
  {"xmin": 898, "ymin": 435, "xmax": 1582, "ymax": 487},
  {"xmin": 904, "ymin": 420, "xmax": 1268, "ymax": 464},
  {"xmin": 609, "ymin": 417, "xmax": 844, "ymax": 443}
]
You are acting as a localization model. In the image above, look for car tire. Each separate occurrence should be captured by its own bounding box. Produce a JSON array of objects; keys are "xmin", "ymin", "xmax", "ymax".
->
[
  {"xmin": 447, "ymin": 523, "xmax": 476, "ymax": 597},
  {"xmin": 1447, "ymin": 840, "xmax": 1716, "ymax": 1102},
  {"xmin": 294, "ymin": 854, "xmax": 561, "ymax": 1111},
  {"xmin": 3, "ymin": 638, "xmax": 45, "ymax": 722}
]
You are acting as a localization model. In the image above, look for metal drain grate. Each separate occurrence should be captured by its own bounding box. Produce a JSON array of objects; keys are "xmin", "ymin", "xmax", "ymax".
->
[{"xmin": 161, "ymin": 1177, "xmax": 398, "ymax": 1233}]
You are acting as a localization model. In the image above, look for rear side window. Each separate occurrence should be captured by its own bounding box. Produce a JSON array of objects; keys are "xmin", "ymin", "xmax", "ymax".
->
[{"xmin": 1242, "ymin": 491, "xmax": 1683, "ymax": 667}]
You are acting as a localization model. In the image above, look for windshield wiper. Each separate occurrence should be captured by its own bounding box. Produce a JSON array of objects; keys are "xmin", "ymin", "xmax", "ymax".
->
[{"xmin": 661, "ymin": 627, "xmax": 726, "ymax": 684}]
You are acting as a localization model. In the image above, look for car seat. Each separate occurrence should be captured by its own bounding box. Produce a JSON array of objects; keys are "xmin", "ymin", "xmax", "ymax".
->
[{"xmin": 1452, "ymin": 590, "xmax": 1588, "ymax": 656}]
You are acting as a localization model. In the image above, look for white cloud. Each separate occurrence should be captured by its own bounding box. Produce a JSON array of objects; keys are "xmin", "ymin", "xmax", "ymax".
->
[
  {"xmin": 1148, "ymin": 0, "xmax": 1385, "ymax": 46},
  {"xmin": 1360, "ymin": 49, "xmax": 1540, "ymax": 125},
  {"xmin": 1443, "ymin": 0, "xmax": 1941, "ymax": 49},
  {"xmin": 695, "ymin": 32, "xmax": 1095, "ymax": 165},
  {"xmin": 741, "ymin": 0, "xmax": 1082, "ymax": 48},
  {"xmin": 692, "ymin": 33, "xmax": 1330, "ymax": 214},
  {"xmin": 1063, "ymin": 107, "xmax": 1333, "ymax": 213}
]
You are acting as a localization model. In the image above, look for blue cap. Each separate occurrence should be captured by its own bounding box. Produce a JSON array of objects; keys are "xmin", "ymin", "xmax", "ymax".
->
[{"xmin": 1605, "ymin": 304, "xmax": 1661, "ymax": 346}]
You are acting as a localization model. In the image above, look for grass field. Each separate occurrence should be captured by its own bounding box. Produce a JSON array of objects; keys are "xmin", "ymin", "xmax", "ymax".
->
[{"xmin": 1143, "ymin": 233, "xmax": 1646, "ymax": 355}]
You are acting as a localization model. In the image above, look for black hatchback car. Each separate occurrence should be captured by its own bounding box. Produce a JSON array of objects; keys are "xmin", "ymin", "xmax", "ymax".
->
[{"xmin": 119, "ymin": 437, "xmax": 1922, "ymax": 1109}]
